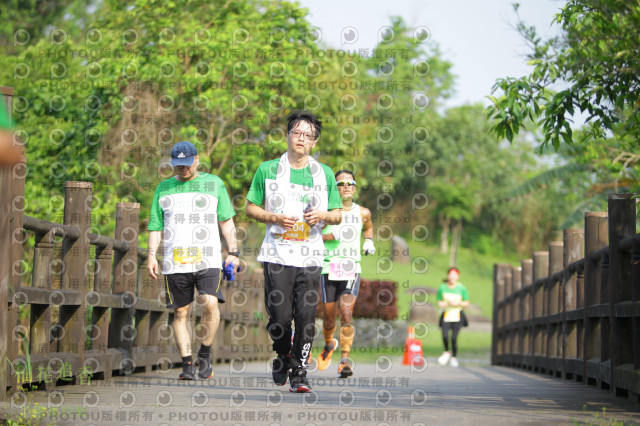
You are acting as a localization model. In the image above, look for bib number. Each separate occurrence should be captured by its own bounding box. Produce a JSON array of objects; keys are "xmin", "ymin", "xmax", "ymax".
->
[
  {"xmin": 282, "ymin": 222, "xmax": 310, "ymax": 243},
  {"xmin": 443, "ymin": 308, "xmax": 461, "ymax": 322},
  {"xmin": 173, "ymin": 247, "xmax": 203, "ymax": 265},
  {"xmin": 328, "ymin": 261, "xmax": 356, "ymax": 281}
]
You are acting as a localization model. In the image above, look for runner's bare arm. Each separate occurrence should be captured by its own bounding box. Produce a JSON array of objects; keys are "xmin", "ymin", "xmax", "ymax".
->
[
  {"xmin": 219, "ymin": 217, "xmax": 240, "ymax": 270},
  {"xmin": 361, "ymin": 207, "xmax": 373, "ymax": 239},
  {"xmin": 323, "ymin": 233, "xmax": 335, "ymax": 241},
  {"xmin": 0, "ymin": 130, "xmax": 25, "ymax": 166},
  {"xmin": 147, "ymin": 231, "xmax": 162, "ymax": 279},
  {"xmin": 246, "ymin": 202, "xmax": 297, "ymax": 230},
  {"xmin": 324, "ymin": 208, "xmax": 342, "ymax": 225}
]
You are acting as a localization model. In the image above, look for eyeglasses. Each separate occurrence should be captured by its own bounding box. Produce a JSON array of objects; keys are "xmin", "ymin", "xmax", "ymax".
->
[
  {"xmin": 336, "ymin": 180, "xmax": 356, "ymax": 187},
  {"xmin": 288, "ymin": 130, "xmax": 316, "ymax": 142}
]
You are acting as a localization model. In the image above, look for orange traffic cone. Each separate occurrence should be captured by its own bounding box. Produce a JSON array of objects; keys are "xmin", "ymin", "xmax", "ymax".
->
[{"xmin": 402, "ymin": 326, "xmax": 425, "ymax": 366}]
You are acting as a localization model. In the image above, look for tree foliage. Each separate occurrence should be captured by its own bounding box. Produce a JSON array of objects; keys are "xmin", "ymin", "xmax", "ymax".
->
[
  {"xmin": 487, "ymin": 0, "xmax": 640, "ymax": 150},
  {"xmin": 0, "ymin": 0, "xmax": 583, "ymax": 256}
]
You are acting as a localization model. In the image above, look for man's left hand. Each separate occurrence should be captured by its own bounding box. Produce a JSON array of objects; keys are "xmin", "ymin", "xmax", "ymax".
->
[
  {"xmin": 303, "ymin": 209, "xmax": 323, "ymax": 226},
  {"xmin": 224, "ymin": 255, "xmax": 240, "ymax": 271}
]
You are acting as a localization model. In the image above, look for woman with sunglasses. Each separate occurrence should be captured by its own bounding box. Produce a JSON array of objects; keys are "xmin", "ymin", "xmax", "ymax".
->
[{"xmin": 317, "ymin": 170, "xmax": 375, "ymax": 378}]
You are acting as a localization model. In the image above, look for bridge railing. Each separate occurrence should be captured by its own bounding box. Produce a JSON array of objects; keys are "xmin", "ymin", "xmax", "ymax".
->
[
  {"xmin": 0, "ymin": 90, "xmax": 270, "ymax": 398},
  {"xmin": 492, "ymin": 193, "xmax": 640, "ymax": 400}
]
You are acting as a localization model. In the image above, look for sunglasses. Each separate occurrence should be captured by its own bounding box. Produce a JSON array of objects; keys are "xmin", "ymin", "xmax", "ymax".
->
[{"xmin": 336, "ymin": 180, "xmax": 356, "ymax": 187}]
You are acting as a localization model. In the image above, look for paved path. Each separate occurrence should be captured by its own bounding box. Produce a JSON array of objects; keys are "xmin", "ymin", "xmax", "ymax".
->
[{"xmin": 2, "ymin": 356, "xmax": 639, "ymax": 425}]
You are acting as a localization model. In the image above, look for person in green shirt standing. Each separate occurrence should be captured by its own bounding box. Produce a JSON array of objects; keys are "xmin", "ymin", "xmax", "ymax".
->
[
  {"xmin": 436, "ymin": 267, "xmax": 469, "ymax": 368},
  {"xmin": 246, "ymin": 111, "xmax": 342, "ymax": 393},
  {"xmin": 147, "ymin": 141, "xmax": 240, "ymax": 380}
]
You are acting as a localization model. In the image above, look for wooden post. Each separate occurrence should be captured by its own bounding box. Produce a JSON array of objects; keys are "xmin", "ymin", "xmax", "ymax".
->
[
  {"xmin": 548, "ymin": 242, "xmax": 563, "ymax": 316},
  {"xmin": 6, "ymin": 92, "xmax": 25, "ymax": 393},
  {"xmin": 632, "ymin": 239, "xmax": 640, "ymax": 372},
  {"xmin": 532, "ymin": 251, "xmax": 548, "ymax": 372},
  {"xmin": 521, "ymin": 259, "xmax": 533, "ymax": 363},
  {"xmin": 512, "ymin": 266, "xmax": 522, "ymax": 360},
  {"xmin": 584, "ymin": 211, "xmax": 608, "ymax": 388},
  {"xmin": 0, "ymin": 86, "xmax": 15, "ymax": 399},
  {"xmin": 547, "ymin": 241, "xmax": 563, "ymax": 375},
  {"xmin": 507, "ymin": 266, "xmax": 522, "ymax": 366},
  {"xmin": 600, "ymin": 250, "xmax": 610, "ymax": 388},
  {"xmin": 563, "ymin": 228, "xmax": 584, "ymax": 381},
  {"xmin": 503, "ymin": 267, "xmax": 511, "ymax": 333},
  {"xmin": 108, "ymin": 202, "xmax": 140, "ymax": 372},
  {"xmin": 504, "ymin": 267, "xmax": 513, "ymax": 362},
  {"xmin": 135, "ymin": 254, "xmax": 152, "ymax": 372},
  {"xmin": 532, "ymin": 252, "xmax": 549, "ymax": 318},
  {"xmin": 88, "ymin": 242, "xmax": 113, "ymax": 379},
  {"xmin": 492, "ymin": 264, "xmax": 510, "ymax": 365},
  {"xmin": 147, "ymin": 243, "xmax": 168, "ymax": 367},
  {"xmin": 607, "ymin": 194, "xmax": 635, "ymax": 395},
  {"xmin": 59, "ymin": 182, "xmax": 92, "ymax": 381},
  {"xmin": 30, "ymin": 230, "xmax": 56, "ymax": 389},
  {"xmin": 505, "ymin": 266, "xmax": 513, "ymax": 331}
]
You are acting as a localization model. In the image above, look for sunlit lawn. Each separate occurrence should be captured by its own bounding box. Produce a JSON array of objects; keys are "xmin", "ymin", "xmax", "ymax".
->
[
  {"xmin": 312, "ymin": 237, "xmax": 518, "ymax": 365},
  {"xmin": 311, "ymin": 329, "xmax": 491, "ymax": 364}
]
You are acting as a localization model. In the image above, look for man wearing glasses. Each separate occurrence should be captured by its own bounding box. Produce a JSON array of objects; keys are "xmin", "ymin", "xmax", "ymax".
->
[
  {"xmin": 316, "ymin": 170, "xmax": 375, "ymax": 378},
  {"xmin": 246, "ymin": 111, "xmax": 342, "ymax": 393}
]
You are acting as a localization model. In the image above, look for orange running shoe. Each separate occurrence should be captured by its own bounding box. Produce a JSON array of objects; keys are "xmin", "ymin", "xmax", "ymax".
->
[
  {"xmin": 317, "ymin": 338, "xmax": 338, "ymax": 371},
  {"xmin": 337, "ymin": 358, "xmax": 353, "ymax": 378}
]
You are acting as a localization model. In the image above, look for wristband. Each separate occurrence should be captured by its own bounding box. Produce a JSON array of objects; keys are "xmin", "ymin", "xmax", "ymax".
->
[{"xmin": 228, "ymin": 251, "xmax": 240, "ymax": 257}]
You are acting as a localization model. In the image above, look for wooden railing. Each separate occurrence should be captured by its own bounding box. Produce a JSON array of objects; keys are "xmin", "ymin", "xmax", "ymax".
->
[
  {"xmin": 0, "ymin": 89, "xmax": 270, "ymax": 398},
  {"xmin": 492, "ymin": 194, "xmax": 640, "ymax": 400}
]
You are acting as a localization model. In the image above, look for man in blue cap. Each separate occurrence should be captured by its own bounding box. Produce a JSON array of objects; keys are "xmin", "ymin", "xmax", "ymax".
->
[{"xmin": 147, "ymin": 141, "xmax": 240, "ymax": 380}]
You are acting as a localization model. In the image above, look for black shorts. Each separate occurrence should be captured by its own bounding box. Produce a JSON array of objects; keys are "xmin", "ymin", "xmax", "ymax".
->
[
  {"xmin": 320, "ymin": 273, "xmax": 361, "ymax": 303},
  {"xmin": 164, "ymin": 268, "xmax": 225, "ymax": 309}
]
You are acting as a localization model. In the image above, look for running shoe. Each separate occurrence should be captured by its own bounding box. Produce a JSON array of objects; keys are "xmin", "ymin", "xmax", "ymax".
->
[
  {"xmin": 272, "ymin": 354, "xmax": 291, "ymax": 386},
  {"xmin": 179, "ymin": 361, "xmax": 195, "ymax": 380},
  {"xmin": 197, "ymin": 356, "xmax": 213, "ymax": 379},
  {"xmin": 337, "ymin": 358, "xmax": 353, "ymax": 378},
  {"xmin": 438, "ymin": 351, "xmax": 451, "ymax": 366},
  {"xmin": 449, "ymin": 357, "xmax": 459, "ymax": 368},
  {"xmin": 289, "ymin": 367, "xmax": 311, "ymax": 393},
  {"xmin": 317, "ymin": 338, "xmax": 338, "ymax": 371}
]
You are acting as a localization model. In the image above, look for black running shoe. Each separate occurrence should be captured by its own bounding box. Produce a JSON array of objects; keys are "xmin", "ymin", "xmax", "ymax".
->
[
  {"xmin": 179, "ymin": 362, "xmax": 195, "ymax": 380},
  {"xmin": 289, "ymin": 367, "xmax": 311, "ymax": 393},
  {"xmin": 197, "ymin": 357, "xmax": 213, "ymax": 379},
  {"xmin": 272, "ymin": 354, "xmax": 291, "ymax": 386}
]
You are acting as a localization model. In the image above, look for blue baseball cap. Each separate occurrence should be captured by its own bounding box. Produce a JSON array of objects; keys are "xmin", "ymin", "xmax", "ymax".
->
[{"xmin": 171, "ymin": 141, "xmax": 197, "ymax": 166}]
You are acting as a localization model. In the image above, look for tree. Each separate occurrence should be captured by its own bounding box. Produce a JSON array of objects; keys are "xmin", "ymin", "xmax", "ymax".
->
[
  {"xmin": 352, "ymin": 17, "xmax": 455, "ymax": 229},
  {"xmin": 487, "ymin": 1, "xmax": 640, "ymax": 150},
  {"xmin": 0, "ymin": 0, "xmax": 98, "ymax": 52},
  {"xmin": 1, "ymin": 0, "xmax": 338, "ymax": 237}
]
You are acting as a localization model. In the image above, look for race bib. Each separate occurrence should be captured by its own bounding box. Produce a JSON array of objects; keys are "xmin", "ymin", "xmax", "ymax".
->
[
  {"xmin": 328, "ymin": 261, "xmax": 356, "ymax": 281},
  {"xmin": 444, "ymin": 308, "xmax": 461, "ymax": 322},
  {"xmin": 282, "ymin": 222, "xmax": 310, "ymax": 243},
  {"xmin": 173, "ymin": 247, "xmax": 203, "ymax": 265}
]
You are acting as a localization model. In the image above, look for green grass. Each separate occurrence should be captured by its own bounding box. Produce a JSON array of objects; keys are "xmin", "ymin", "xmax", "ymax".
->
[
  {"xmin": 312, "ymin": 330, "xmax": 492, "ymax": 364},
  {"xmin": 358, "ymin": 238, "xmax": 520, "ymax": 320}
]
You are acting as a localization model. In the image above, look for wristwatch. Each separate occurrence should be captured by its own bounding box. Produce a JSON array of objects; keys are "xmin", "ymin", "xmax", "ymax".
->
[{"xmin": 228, "ymin": 251, "xmax": 240, "ymax": 257}]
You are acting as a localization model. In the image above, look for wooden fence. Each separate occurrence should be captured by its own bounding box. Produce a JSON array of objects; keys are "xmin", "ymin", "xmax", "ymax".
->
[
  {"xmin": 492, "ymin": 194, "xmax": 640, "ymax": 401},
  {"xmin": 0, "ymin": 88, "xmax": 270, "ymax": 398}
]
